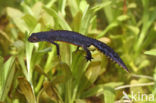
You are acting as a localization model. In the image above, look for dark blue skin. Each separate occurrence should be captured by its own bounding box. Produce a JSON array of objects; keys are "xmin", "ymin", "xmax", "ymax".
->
[{"xmin": 28, "ymin": 30, "xmax": 128, "ymax": 72}]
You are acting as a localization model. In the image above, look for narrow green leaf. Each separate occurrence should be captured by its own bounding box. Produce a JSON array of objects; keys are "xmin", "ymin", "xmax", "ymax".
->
[
  {"xmin": 0, "ymin": 56, "xmax": 15, "ymax": 101},
  {"xmin": 35, "ymin": 45, "xmax": 57, "ymax": 92},
  {"xmin": 126, "ymin": 25, "xmax": 140, "ymax": 35},
  {"xmin": 0, "ymin": 56, "xmax": 4, "ymax": 96},
  {"xmin": 26, "ymin": 24, "xmax": 41, "ymax": 82},
  {"xmin": 36, "ymin": 88, "xmax": 44, "ymax": 103},
  {"xmin": 71, "ymin": 50, "xmax": 89, "ymax": 102},
  {"xmin": 81, "ymin": 82, "xmax": 122, "ymax": 98},
  {"xmin": 103, "ymin": 0, "xmax": 114, "ymax": 23},
  {"xmin": 72, "ymin": 12, "xmax": 82, "ymax": 32},
  {"xmin": 37, "ymin": 47, "xmax": 52, "ymax": 53},
  {"xmin": 26, "ymin": 32, "xmax": 34, "ymax": 82},
  {"xmin": 103, "ymin": 82, "xmax": 123, "ymax": 88},
  {"xmin": 32, "ymin": 2, "xmax": 43, "ymax": 18},
  {"xmin": 67, "ymin": 0, "xmax": 79, "ymax": 16},
  {"xmin": 79, "ymin": 0, "xmax": 89, "ymax": 12},
  {"xmin": 91, "ymin": 1, "xmax": 112, "ymax": 13},
  {"xmin": 117, "ymin": 15, "xmax": 129, "ymax": 22},
  {"xmin": 21, "ymin": 2, "xmax": 34, "ymax": 15},
  {"xmin": 58, "ymin": 0, "xmax": 66, "ymax": 16},
  {"xmin": 75, "ymin": 99, "xmax": 87, "ymax": 103},
  {"xmin": 80, "ymin": 84, "xmax": 107, "ymax": 98},
  {"xmin": 46, "ymin": 0, "xmax": 57, "ymax": 8},
  {"xmin": 40, "ymin": 11, "xmax": 55, "ymax": 27},
  {"xmin": 97, "ymin": 22, "xmax": 118, "ymax": 38},
  {"xmin": 144, "ymin": 49, "xmax": 156, "ymax": 56},
  {"xmin": 18, "ymin": 54, "xmax": 28, "ymax": 78},
  {"xmin": 79, "ymin": 5, "xmax": 92, "ymax": 34},
  {"xmin": 71, "ymin": 51, "xmax": 88, "ymax": 80},
  {"xmin": 135, "ymin": 8, "xmax": 156, "ymax": 54},
  {"xmin": 103, "ymin": 88, "xmax": 115, "ymax": 103},
  {"xmin": 3, "ymin": 57, "xmax": 15, "ymax": 81},
  {"xmin": 22, "ymin": 14, "xmax": 37, "ymax": 31},
  {"xmin": 43, "ymin": 6, "xmax": 71, "ymax": 30},
  {"xmin": 6, "ymin": 7, "xmax": 29, "ymax": 33}
]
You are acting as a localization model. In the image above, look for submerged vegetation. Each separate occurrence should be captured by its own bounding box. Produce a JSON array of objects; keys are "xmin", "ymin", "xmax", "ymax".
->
[{"xmin": 0, "ymin": 0, "xmax": 156, "ymax": 103}]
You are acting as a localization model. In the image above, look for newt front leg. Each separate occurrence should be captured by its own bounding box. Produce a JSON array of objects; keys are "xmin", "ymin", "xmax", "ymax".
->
[
  {"xmin": 82, "ymin": 45, "xmax": 93, "ymax": 61},
  {"xmin": 49, "ymin": 41, "xmax": 60, "ymax": 56}
]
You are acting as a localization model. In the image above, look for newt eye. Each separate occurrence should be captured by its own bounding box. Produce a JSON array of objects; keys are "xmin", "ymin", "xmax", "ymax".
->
[
  {"xmin": 28, "ymin": 36, "xmax": 38, "ymax": 42},
  {"xmin": 32, "ymin": 36, "xmax": 38, "ymax": 41}
]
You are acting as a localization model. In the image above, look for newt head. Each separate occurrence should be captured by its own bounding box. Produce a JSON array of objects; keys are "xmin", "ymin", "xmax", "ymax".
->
[{"xmin": 28, "ymin": 33, "xmax": 40, "ymax": 42}]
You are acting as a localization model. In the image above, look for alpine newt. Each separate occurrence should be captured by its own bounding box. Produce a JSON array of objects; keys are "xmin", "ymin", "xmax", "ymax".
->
[{"xmin": 28, "ymin": 30, "xmax": 128, "ymax": 72}]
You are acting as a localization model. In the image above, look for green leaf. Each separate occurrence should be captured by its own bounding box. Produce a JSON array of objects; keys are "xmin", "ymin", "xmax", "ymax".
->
[
  {"xmin": 103, "ymin": 0, "xmax": 114, "ymax": 23},
  {"xmin": 81, "ymin": 82, "xmax": 122, "ymax": 98},
  {"xmin": 26, "ymin": 32, "xmax": 34, "ymax": 82},
  {"xmin": 91, "ymin": 1, "xmax": 112, "ymax": 13},
  {"xmin": 126, "ymin": 25, "xmax": 140, "ymax": 35},
  {"xmin": 34, "ymin": 65, "xmax": 50, "ymax": 80},
  {"xmin": 52, "ymin": 62, "xmax": 72, "ymax": 84},
  {"xmin": 26, "ymin": 24, "xmax": 41, "ymax": 82},
  {"xmin": 67, "ymin": 0, "xmax": 79, "ymax": 16},
  {"xmin": 0, "ymin": 56, "xmax": 15, "ymax": 101},
  {"xmin": 22, "ymin": 14, "xmax": 37, "ymax": 31},
  {"xmin": 103, "ymin": 88, "xmax": 115, "ymax": 103},
  {"xmin": 75, "ymin": 99, "xmax": 87, "ymax": 103},
  {"xmin": 58, "ymin": 0, "xmax": 66, "ymax": 16},
  {"xmin": 43, "ymin": 81, "xmax": 59, "ymax": 102},
  {"xmin": 135, "ymin": 7, "xmax": 156, "ymax": 54},
  {"xmin": 18, "ymin": 77, "xmax": 36, "ymax": 103},
  {"xmin": 21, "ymin": 2, "xmax": 34, "ymax": 15},
  {"xmin": 70, "ymin": 51, "xmax": 89, "ymax": 102},
  {"xmin": 40, "ymin": 11, "xmax": 55, "ymax": 27},
  {"xmin": 46, "ymin": 0, "xmax": 57, "ymax": 8},
  {"xmin": 18, "ymin": 54, "xmax": 28, "ymax": 78},
  {"xmin": 35, "ymin": 45, "xmax": 56, "ymax": 92},
  {"xmin": 0, "ymin": 56, "xmax": 4, "ymax": 95},
  {"xmin": 117, "ymin": 15, "xmax": 129, "ymax": 21},
  {"xmin": 144, "ymin": 49, "xmax": 156, "ymax": 56},
  {"xmin": 32, "ymin": 2, "xmax": 43, "ymax": 18},
  {"xmin": 81, "ymin": 85, "xmax": 113, "ymax": 99},
  {"xmin": 97, "ymin": 22, "xmax": 118, "ymax": 38},
  {"xmin": 37, "ymin": 47, "xmax": 52, "ymax": 53},
  {"xmin": 103, "ymin": 82, "xmax": 123, "ymax": 88},
  {"xmin": 79, "ymin": 5, "xmax": 92, "ymax": 34},
  {"xmin": 85, "ymin": 61, "xmax": 104, "ymax": 83},
  {"xmin": 79, "ymin": 0, "xmax": 89, "ymax": 12},
  {"xmin": 43, "ymin": 6, "xmax": 71, "ymax": 30},
  {"xmin": 6, "ymin": 7, "xmax": 29, "ymax": 33},
  {"xmin": 12, "ymin": 40, "xmax": 25, "ymax": 54},
  {"xmin": 72, "ymin": 12, "xmax": 82, "ymax": 32},
  {"xmin": 71, "ymin": 51, "xmax": 88, "ymax": 80}
]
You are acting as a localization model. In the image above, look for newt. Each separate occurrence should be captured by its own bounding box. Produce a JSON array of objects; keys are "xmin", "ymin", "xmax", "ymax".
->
[{"xmin": 28, "ymin": 30, "xmax": 128, "ymax": 72}]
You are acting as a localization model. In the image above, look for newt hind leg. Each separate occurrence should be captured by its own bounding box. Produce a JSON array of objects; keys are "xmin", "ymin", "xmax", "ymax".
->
[
  {"xmin": 82, "ymin": 45, "xmax": 93, "ymax": 61},
  {"xmin": 75, "ymin": 46, "xmax": 80, "ymax": 52}
]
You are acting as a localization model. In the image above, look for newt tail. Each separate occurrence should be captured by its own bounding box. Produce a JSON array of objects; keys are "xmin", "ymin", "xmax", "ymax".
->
[
  {"xmin": 28, "ymin": 30, "xmax": 128, "ymax": 72},
  {"xmin": 92, "ymin": 39, "xmax": 128, "ymax": 72}
]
